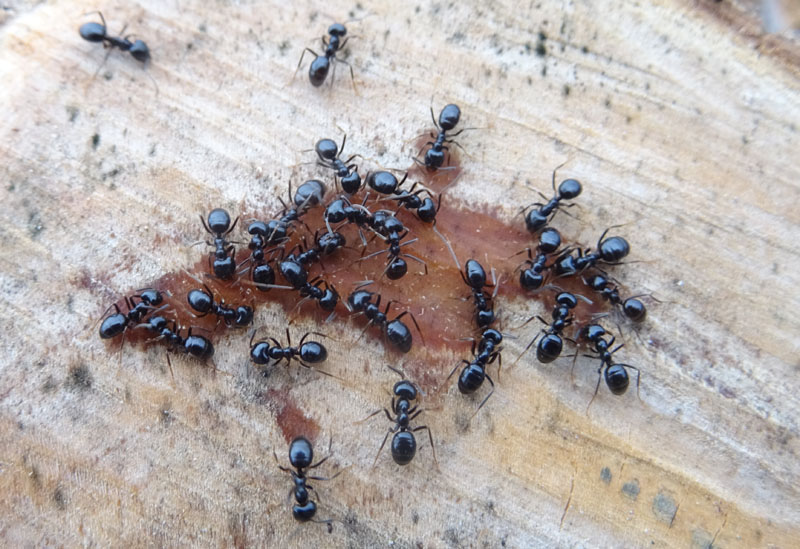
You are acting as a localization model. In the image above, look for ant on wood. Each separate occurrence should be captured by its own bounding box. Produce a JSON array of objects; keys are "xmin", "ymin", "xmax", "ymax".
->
[
  {"xmin": 461, "ymin": 259, "xmax": 497, "ymax": 329},
  {"xmin": 249, "ymin": 328, "xmax": 334, "ymax": 378},
  {"xmin": 187, "ymin": 284, "xmax": 253, "ymax": 327},
  {"xmin": 517, "ymin": 291, "xmax": 583, "ymax": 364},
  {"xmin": 346, "ymin": 282, "xmax": 422, "ymax": 353},
  {"xmin": 99, "ymin": 288, "xmax": 163, "ymax": 339},
  {"xmin": 446, "ymin": 327, "xmax": 503, "ymax": 418},
  {"xmin": 415, "ymin": 104, "xmax": 467, "ymax": 170},
  {"xmin": 521, "ymin": 163, "xmax": 582, "ymax": 233},
  {"xmin": 79, "ymin": 11, "xmax": 150, "ymax": 63},
  {"xmin": 275, "ymin": 436, "xmax": 342, "ymax": 533},
  {"xmin": 293, "ymin": 23, "xmax": 356, "ymax": 91},
  {"xmin": 554, "ymin": 227, "xmax": 630, "ymax": 277},
  {"xmin": 315, "ymin": 137, "xmax": 361, "ymax": 194},
  {"xmin": 515, "ymin": 228, "xmax": 563, "ymax": 291},
  {"xmin": 576, "ymin": 323, "xmax": 640, "ymax": 411},
  {"xmin": 137, "ymin": 316, "xmax": 214, "ymax": 361},
  {"xmin": 200, "ymin": 208, "xmax": 238, "ymax": 280},
  {"xmin": 360, "ymin": 365, "xmax": 437, "ymax": 468}
]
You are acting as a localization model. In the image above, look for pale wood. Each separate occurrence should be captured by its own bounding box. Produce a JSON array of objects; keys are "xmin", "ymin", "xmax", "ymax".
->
[{"xmin": 0, "ymin": 0, "xmax": 799, "ymax": 547}]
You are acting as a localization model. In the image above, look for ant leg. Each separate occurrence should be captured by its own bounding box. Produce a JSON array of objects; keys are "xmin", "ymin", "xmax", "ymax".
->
[
  {"xmin": 446, "ymin": 360, "xmax": 470, "ymax": 382},
  {"xmin": 470, "ymin": 373, "xmax": 495, "ymax": 420},
  {"xmin": 429, "ymin": 107, "xmax": 440, "ymax": 130},
  {"xmin": 272, "ymin": 449, "xmax": 292, "ymax": 474},
  {"xmin": 413, "ymin": 425, "xmax": 439, "ymax": 470},
  {"xmin": 550, "ymin": 160, "xmax": 569, "ymax": 193},
  {"xmin": 354, "ymin": 408, "xmax": 383, "ymax": 424},
  {"xmin": 386, "ymin": 365, "xmax": 406, "ymax": 379},
  {"xmin": 401, "ymin": 253, "xmax": 428, "ymax": 275},
  {"xmin": 585, "ymin": 366, "xmax": 605, "ymax": 414},
  {"xmin": 512, "ymin": 330, "xmax": 542, "ymax": 367},
  {"xmin": 371, "ymin": 428, "xmax": 394, "ymax": 468},
  {"xmin": 291, "ymin": 48, "xmax": 319, "ymax": 83}
]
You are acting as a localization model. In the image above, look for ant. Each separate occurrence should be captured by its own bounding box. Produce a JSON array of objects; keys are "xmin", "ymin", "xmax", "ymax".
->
[
  {"xmin": 99, "ymin": 288, "xmax": 163, "ymax": 339},
  {"xmin": 275, "ymin": 436, "xmax": 341, "ymax": 532},
  {"xmin": 359, "ymin": 214, "xmax": 426, "ymax": 280},
  {"xmin": 516, "ymin": 228, "xmax": 562, "ymax": 291},
  {"xmin": 200, "ymin": 208, "xmax": 238, "ymax": 280},
  {"xmin": 585, "ymin": 273, "xmax": 647, "ymax": 323},
  {"xmin": 288, "ymin": 230, "xmax": 347, "ymax": 269},
  {"xmin": 187, "ymin": 284, "xmax": 253, "ymax": 327},
  {"xmin": 518, "ymin": 292, "xmax": 580, "ymax": 363},
  {"xmin": 461, "ymin": 259, "xmax": 496, "ymax": 328},
  {"xmin": 249, "ymin": 328, "xmax": 332, "ymax": 377},
  {"xmin": 315, "ymin": 137, "xmax": 361, "ymax": 194},
  {"xmin": 554, "ymin": 228, "xmax": 630, "ymax": 277},
  {"xmin": 360, "ymin": 366, "xmax": 437, "ymax": 467},
  {"xmin": 415, "ymin": 104, "xmax": 466, "ymax": 170},
  {"xmin": 446, "ymin": 328, "xmax": 503, "ymax": 417},
  {"xmin": 276, "ymin": 259, "xmax": 339, "ymax": 312},
  {"xmin": 294, "ymin": 23, "xmax": 356, "ymax": 91},
  {"xmin": 239, "ymin": 220, "xmax": 277, "ymax": 290},
  {"xmin": 137, "ymin": 315, "xmax": 214, "ymax": 361},
  {"xmin": 521, "ymin": 166, "xmax": 582, "ymax": 233},
  {"xmin": 346, "ymin": 283, "xmax": 422, "ymax": 353},
  {"xmin": 367, "ymin": 171, "xmax": 440, "ymax": 223},
  {"xmin": 293, "ymin": 179, "xmax": 327, "ymax": 209},
  {"xmin": 577, "ymin": 324, "xmax": 640, "ymax": 410},
  {"xmin": 79, "ymin": 12, "xmax": 150, "ymax": 63}
]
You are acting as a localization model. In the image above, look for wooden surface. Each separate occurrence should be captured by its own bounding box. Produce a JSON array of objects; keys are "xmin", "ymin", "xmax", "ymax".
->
[{"xmin": 1, "ymin": 0, "xmax": 799, "ymax": 547}]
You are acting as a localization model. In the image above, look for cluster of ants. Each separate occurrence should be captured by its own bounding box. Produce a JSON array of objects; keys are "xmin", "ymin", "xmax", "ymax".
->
[{"xmin": 88, "ymin": 14, "xmax": 651, "ymax": 532}]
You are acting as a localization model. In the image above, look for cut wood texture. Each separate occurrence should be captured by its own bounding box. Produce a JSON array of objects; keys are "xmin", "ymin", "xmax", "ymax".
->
[{"xmin": 1, "ymin": 0, "xmax": 798, "ymax": 547}]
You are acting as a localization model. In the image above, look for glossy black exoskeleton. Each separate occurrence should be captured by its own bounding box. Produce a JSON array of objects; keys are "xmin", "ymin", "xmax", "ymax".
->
[
  {"xmin": 187, "ymin": 284, "xmax": 253, "ymax": 327},
  {"xmin": 346, "ymin": 284, "xmax": 421, "ymax": 353},
  {"xmin": 555, "ymin": 228, "xmax": 630, "ymax": 277},
  {"xmin": 517, "ymin": 228, "xmax": 562, "ymax": 291},
  {"xmin": 461, "ymin": 259, "xmax": 496, "ymax": 328},
  {"xmin": 79, "ymin": 12, "xmax": 150, "ymax": 63},
  {"xmin": 585, "ymin": 273, "xmax": 647, "ymax": 323},
  {"xmin": 521, "ymin": 165, "xmax": 582, "ymax": 233},
  {"xmin": 250, "ymin": 328, "xmax": 328, "ymax": 373},
  {"xmin": 275, "ymin": 436, "xmax": 340, "ymax": 532},
  {"xmin": 362, "ymin": 366, "xmax": 437, "ymax": 467},
  {"xmin": 518, "ymin": 292, "xmax": 580, "ymax": 363},
  {"xmin": 294, "ymin": 179, "xmax": 327, "ymax": 208},
  {"xmin": 137, "ymin": 316, "xmax": 214, "ymax": 360},
  {"xmin": 99, "ymin": 288, "xmax": 163, "ymax": 339},
  {"xmin": 416, "ymin": 104, "xmax": 465, "ymax": 170},
  {"xmin": 446, "ymin": 328, "xmax": 503, "ymax": 416},
  {"xmin": 294, "ymin": 23, "xmax": 355, "ymax": 90},
  {"xmin": 367, "ymin": 171, "xmax": 441, "ymax": 223},
  {"xmin": 200, "ymin": 208, "xmax": 238, "ymax": 280},
  {"xmin": 316, "ymin": 137, "xmax": 361, "ymax": 194},
  {"xmin": 578, "ymin": 323, "xmax": 640, "ymax": 409},
  {"xmin": 358, "ymin": 213, "xmax": 426, "ymax": 280}
]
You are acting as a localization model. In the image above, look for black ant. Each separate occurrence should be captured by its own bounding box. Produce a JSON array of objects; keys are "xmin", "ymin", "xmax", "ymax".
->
[
  {"xmin": 289, "ymin": 230, "xmax": 347, "ymax": 269},
  {"xmin": 516, "ymin": 228, "xmax": 562, "ymax": 291},
  {"xmin": 521, "ymin": 166, "xmax": 582, "ymax": 233},
  {"xmin": 415, "ymin": 104, "xmax": 466, "ymax": 170},
  {"xmin": 346, "ymin": 283, "xmax": 422, "ymax": 353},
  {"xmin": 293, "ymin": 23, "xmax": 356, "ymax": 91},
  {"xmin": 239, "ymin": 220, "xmax": 277, "ymax": 290},
  {"xmin": 137, "ymin": 316, "xmax": 214, "ymax": 361},
  {"xmin": 249, "ymin": 328, "xmax": 333, "ymax": 378},
  {"xmin": 360, "ymin": 366, "xmax": 437, "ymax": 467},
  {"xmin": 79, "ymin": 12, "xmax": 150, "ymax": 63},
  {"xmin": 461, "ymin": 259, "xmax": 496, "ymax": 328},
  {"xmin": 517, "ymin": 292, "xmax": 580, "ymax": 363},
  {"xmin": 554, "ymin": 228, "xmax": 630, "ymax": 277},
  {"xmin": 293, "ymin": 179, "xmax": 327, "ymax": 209},
  {"xmin": 367, "ymin": 171, "xmax": 441, "ymax": 223},
  {"xmin": 315, "ymin": 137, "xmax": 361, "ymax": 194},
  {"xmin": 359, "ymin": 214, "xmax": 426, "ymax": 280},
  {"xmin": 446, "ymin": 328, "xmax": 503, "ymax": 417},
  {"xmin": 276, "ymin": 259, "xmax": 339, "ymax": 312},
  {"xmin": 200, "ymin": 208, "xmax": 238, "ymax": 280},
  {"xmin": 275, "ymin": 436, "xmax": 341, "ymax": 532},
  {"xmin": 187, "ymin": 284, "xmax": 253, "ymax": 327},
  {"xmin": 577, "ymin": 324, "xmax": 640, "ymax": 410},
  {"xmin": 99, "ymin": 288, "xmax": 163, "ymax": 339},
  {"xmin": 585, "ymin": 273, "xmax": 647, "ymax": 323}
]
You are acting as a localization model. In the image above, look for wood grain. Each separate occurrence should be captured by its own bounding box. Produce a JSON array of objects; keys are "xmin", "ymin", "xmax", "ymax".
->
[{"xmin": 1, "ymin": 0, "xmax": 798, "ymax": 547}]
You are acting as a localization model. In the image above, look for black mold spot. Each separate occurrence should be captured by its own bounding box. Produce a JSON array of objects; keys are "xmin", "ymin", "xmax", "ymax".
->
[
  {"xmin": 621, "ymin": 479, "xmax": 640, "ymax": 500},
  {"xmin": 53, "ymin": 486, "xmax": 67, "ymax": 510},
  {"xmin": 600, "ymin": 467, "xmax": 612, "ymax": 483},
  {"xmin": 91, "ymin": 133, "xmax": 100, "ymax": 149},
  {"xmin": 562, "ymin": 84, "xmax": 571, "ymax": 96},
  {"xmin": 66, "ymin": 105, "xmax": 79, "ymax": 122},
  {"xmin": 652, "ymin": 491, "xmax": 678, "ymax": 525},
  {"xmin": 68, "ymin": 364, "xmax": 92, "ymax": 390}
]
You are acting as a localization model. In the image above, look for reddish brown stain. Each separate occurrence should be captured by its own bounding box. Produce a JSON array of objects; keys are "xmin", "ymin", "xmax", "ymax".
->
[{"xmin": 267, "ymin": 389, "xmax": 321, "ymax": 444}]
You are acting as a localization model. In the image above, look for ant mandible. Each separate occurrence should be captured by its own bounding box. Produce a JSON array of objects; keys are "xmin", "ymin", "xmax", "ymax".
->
[
  {"xmin": 360, "ymin": 366, "xmax": 437, "ymax": 467},
  {"xmin": 79, "ymin": 11, "xmax": 150, "ymax": 63},
  {"xmin": 293, "ymin": 23, "xmax": 356, "ymax": 91}
]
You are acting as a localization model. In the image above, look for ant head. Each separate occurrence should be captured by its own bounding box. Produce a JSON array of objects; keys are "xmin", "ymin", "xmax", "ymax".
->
[
  {"xmin": 438, "ymin": 104, "xmax": 461, "ymax": 131},
  {"xmin": 289, "ymin": 436, "xmax": 314, "ymax": 469},
  {"xmin": 294, "ymin": 179, "xmax": 326, "ymax": 208},
  {"xmin": 236, "ymin": 306, "xmax": 254, "ymax": 326},
  {"xmin": 317, "ymin": 231, "xmax": 346, "ymax": 254},
  {"xmin": 139, "ymin": 288, "xmax": 163, "ymax": 306},
  {"xmin": 315, "ymin": 139, "xmax": 339, "ymax": 161},
  {"xmin": 524, "ymin": 209, "xmax": 549, "ymax": 234},
  {"xmin": 582, "ymin": 323, "xmax": 606, "ymax": 342},
  {"xmin": 482, "ymin": 328, "xmax": 503, "ymax": 345},
  {"xmin": 129, "ymin": 39, "xmax": 150, "ymax": 63},
  {"xmin": 249, "ymin": 340, "xmax": 272, "ymax": 365},
  {"xmin": 587, "ymin": 274, "xmax": 608, "ymax": 291},
  {"xmin": 319, "ymin": 287, "xmax": 339, "ymax": 311},
  {"xmin": 207, "ymin": 208, "xmax": 232, "ymax": 234},
  {"xmin": 393, "ymin": 379, "xmax": 417, "ymax": 401},
  {"xmin": 538, "ymin": 228, "xmax": 561, "ymax": 254},
  {"xmin": 248, "ymin": 220, "xmax": 269, "ymax": 236},
  {"xmin": 605, "ymin": 364, "xmax": 630, "ymax": 395},
  {"xmin": 79, "ymin": 21, "xmax": 106, "ymax": 42},
  {"xmin": 386, "ymin": 257, "xmax": 408, "ymax": 280},
  {"xmin": 555, "ymin": 292, "xmax": 578, "ymax": 309},
  {"xmin": 622, "ymin": 298, "xmax": 646, "ymax": 322},
  {"xmin": 252, "ymin": 263, "xmax": 275, "ymax": 287},
  {"xmin": 328, "ymin": 22, "xmax": 347, "ymax": 37},
  {"xmin": 557, "ymin": 178, "xmax": 582, "ymax": 200},
  {"xmin": 520, "ymin": 269, "xmax": 545, "ymax": 290},
  {"xmin": 347, "ymin": 289, "xmax": 373, "ymax": 311},
  {"xmin": 367, "ymin": 171, "xmax": 399, "ymax": 195}
]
